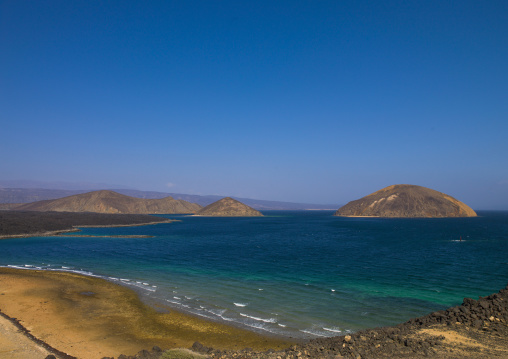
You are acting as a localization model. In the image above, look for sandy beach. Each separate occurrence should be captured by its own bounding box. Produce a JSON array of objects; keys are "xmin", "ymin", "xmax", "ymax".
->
[
  {"xmin": 1, "ymin": 270, "xmax": 507, "ymax": 359},
  {"xmin": 0, "ymin": 268, "xmax": 292, "ymax": 359}
]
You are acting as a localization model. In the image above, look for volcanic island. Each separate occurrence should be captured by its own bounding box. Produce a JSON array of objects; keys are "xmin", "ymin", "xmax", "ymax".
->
[
  {"xmin": 334, "ymin": 184, "xmax": 477, "ymax": 218},
  {"xmin": 195, "ymin": 197, "xmax": 263, "ymax": 217}
]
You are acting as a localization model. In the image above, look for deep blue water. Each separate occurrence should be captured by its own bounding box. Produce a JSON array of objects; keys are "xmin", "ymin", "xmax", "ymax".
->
[{"xmin": 1, "ymin": 210, "xmax": 507, "ymax": 338}]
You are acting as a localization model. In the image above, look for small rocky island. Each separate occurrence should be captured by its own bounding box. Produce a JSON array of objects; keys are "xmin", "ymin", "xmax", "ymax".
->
[
  {"xmin": 335, "ymin": 184, "xmax": 477, "ymax": 218},
  {"xmin": 195, "ymin": 197, "xmax": 263, "ymax": 217}
]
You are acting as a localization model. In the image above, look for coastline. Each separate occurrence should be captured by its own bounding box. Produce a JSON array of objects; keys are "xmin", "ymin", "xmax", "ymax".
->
[
  {"xmin": 0, "ymin": 228, "xmax": 82, "ymax": 240},
  {"xmin": 1, "ymin": 267, "xmax": 506, "ymax": 359},
  {"xmin": 1, "ymin": 211, "xmax": 507, "ymax": 358},
  {"xmin": 0, "ymin": 211, "xmax": 178, "ymax": 239},
  {"xmin": 0, "ymin": 267, "xmax": 293, "ymax": 359},
  {"xmin": 0, "ymin": 220, "xmax": 173, "ymax": 240}
]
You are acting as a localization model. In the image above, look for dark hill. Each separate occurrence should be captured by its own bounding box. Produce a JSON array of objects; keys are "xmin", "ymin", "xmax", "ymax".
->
[
  {"xmin": 14, "ymin": 190, "xmax": 202, "ymax": 214},
  {"xmin": 195, "ymin": 197, "xmax": 263, "ymax": 217},
  {"xmin": 334, "ymin": 184, "xmax": 477, "ymax": 218}
]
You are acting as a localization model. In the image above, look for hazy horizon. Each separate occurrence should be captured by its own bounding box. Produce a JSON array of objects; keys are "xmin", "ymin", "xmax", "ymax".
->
[
  {"xmin": 1, "ymin": 179, "xmax": 506, "ymax": 211},
  {"xmin": 1, "ymin": 1, "xmax": 507, "ymax": 210}
]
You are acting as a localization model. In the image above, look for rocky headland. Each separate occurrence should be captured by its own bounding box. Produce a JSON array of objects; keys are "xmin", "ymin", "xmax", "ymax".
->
[
  {"xmin": 11, "ymin": 190, "xmax": 202, "ymax": 214},
  {"xmin": 334, "ymin": 184, "xmax": 477, "ymax": 218},
  {"xmin": 195, "ymin": 197, "xmax": 263, "ymax": 217},
  {"xmin": 0, "ymin": 211, "xmax": 172, "ymax": 238}
]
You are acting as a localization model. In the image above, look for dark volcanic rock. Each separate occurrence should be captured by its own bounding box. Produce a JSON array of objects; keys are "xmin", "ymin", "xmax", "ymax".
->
[
  {"xmin": 204, "ymin": 284, "xmax": 508, "ymax": 358},
  {"xmin": 195, "ymin": 197, "xmax": 263, "ymax": 217},
  {"xmin": 334, "ymin": 184, "xmax": 477, "ymax": 218}
]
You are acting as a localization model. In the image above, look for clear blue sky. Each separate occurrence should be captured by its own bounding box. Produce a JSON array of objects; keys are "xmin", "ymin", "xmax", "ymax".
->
[{"xmin": 1, "ymin": 0, "xmax": 507, "ymax": 209}]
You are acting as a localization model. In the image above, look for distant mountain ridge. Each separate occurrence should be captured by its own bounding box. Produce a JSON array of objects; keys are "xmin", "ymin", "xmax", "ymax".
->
[
  {"xmin": 14, "ymin": 190, "xmax": 202, "ymax": 214},
  {"xmin": 196, "ymin": 197, "xmax": 263, "ymax": 217},
  {"xmin": 0, "ymin": 188, "xmax": 339, "ymax": 210},
  {"xmin": 334, "ymin": 184, "xmax": 477, "ymax": 218}
]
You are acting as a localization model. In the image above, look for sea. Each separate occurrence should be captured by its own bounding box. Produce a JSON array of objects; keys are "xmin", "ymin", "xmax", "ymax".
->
[{"xmin": 1, "ymin": 210, "xmax": 507, "ymax": 339}]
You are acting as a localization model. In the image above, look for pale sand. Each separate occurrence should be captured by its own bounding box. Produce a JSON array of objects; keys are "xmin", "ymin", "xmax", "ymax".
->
[
  {"xmin": 0, "ymin": 314, "xmax": 51, "ymax": 359},
  {"xmin": 0, "ymin": 268, "xmax": 292, "ymax": 359}
]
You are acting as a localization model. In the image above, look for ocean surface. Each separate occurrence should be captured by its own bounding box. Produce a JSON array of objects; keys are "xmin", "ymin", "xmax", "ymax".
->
[{"xmin": 1, "ymin": 210, "xmax": 507, "ymax": 339}]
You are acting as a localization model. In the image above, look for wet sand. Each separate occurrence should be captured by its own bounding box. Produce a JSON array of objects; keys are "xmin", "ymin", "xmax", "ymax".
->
[{"xmin": 0, "ymin": 268, "xmax": 293, "ymax": 359}]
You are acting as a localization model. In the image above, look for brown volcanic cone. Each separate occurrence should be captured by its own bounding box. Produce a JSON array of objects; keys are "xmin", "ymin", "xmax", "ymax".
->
[
  {"xmin": 334, "ymin": 184, "xmax": 477, "ymax": 218},
  {"xmin": 195, "ymin": 197, "xmax": 263, "ymax": 217},
  {"xmin": 14, "ymin": 190, "xmax": 202, "ymax": 214}
]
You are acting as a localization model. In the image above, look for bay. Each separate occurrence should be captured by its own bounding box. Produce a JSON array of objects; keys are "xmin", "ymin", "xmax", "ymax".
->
[{"xmin": 1, "ymin": 210, "xmax": 507, "ymax": 338}]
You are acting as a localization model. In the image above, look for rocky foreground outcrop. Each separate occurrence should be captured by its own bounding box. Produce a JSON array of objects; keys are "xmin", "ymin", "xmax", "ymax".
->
[
  {"xmin": 13, "ymin": 190, "xmax": 202, "ymax": 214},
  {"xmin": 195, "ymin": 197, "xmax": 263, "ymax": 217},
  {"xmin": 335, "ymin": 184, "xmax": 477, "ymax": 218},
  {"xmin": 113, "ymin": 284, "xmax": 508, "ymax": 359}
]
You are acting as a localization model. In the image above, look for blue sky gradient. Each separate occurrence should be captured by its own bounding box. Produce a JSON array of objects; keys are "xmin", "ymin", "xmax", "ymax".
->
[{"xmin": 1, "ymin": 1, "xmax": 507, "ymax": 209}]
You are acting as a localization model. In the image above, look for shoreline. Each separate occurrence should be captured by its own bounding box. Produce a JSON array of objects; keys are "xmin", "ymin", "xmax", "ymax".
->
[
  {"xmin": 0, "ymin": 267, "xmax": 507, "ymax": 358},
  {"xmin": 0, "ymin": 218, "xmax": 175, "ymax": 240},
  {"xmin": 0, "ymin": 267, "xmax": 293, "ymax": 359}
]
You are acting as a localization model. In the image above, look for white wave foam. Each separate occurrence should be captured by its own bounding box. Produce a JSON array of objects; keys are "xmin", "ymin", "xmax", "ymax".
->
[
  {"xmin": 2, "ymin": 265, "xmax": 159, "ymax": 296},
  {"xmin": 234, "ymin": 302, "xmax": 248, "ymax": 307},
  {"xmin": 240, "ymin": 313, "xmax": 276, "ymax": 323},
  {"xmin": 204, "ymin": 309, "xmax": 233, "ymax": 322},
  {"xmin": 243, "ymin": 322, "xmax": 268, "ymax": 330},
  {"xmin": 7, "ymin": 265, "xmax": 22, "ymax": 269},
  {"xmin": 323, "ymin": 327, "xmax": 342, "ymax": 333},
  {"xmin": 300, "ymin": 329, "xmax": 328, "ymax": 337},
  {"xmin": 208, "ymin": 309, "xmax": 226, "ymax": 316}
]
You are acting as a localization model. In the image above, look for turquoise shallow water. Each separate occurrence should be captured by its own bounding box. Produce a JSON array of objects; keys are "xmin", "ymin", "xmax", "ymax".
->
[{"xmin": 1, "ymin": 210, "xmax": 507, "ymax": 338}]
